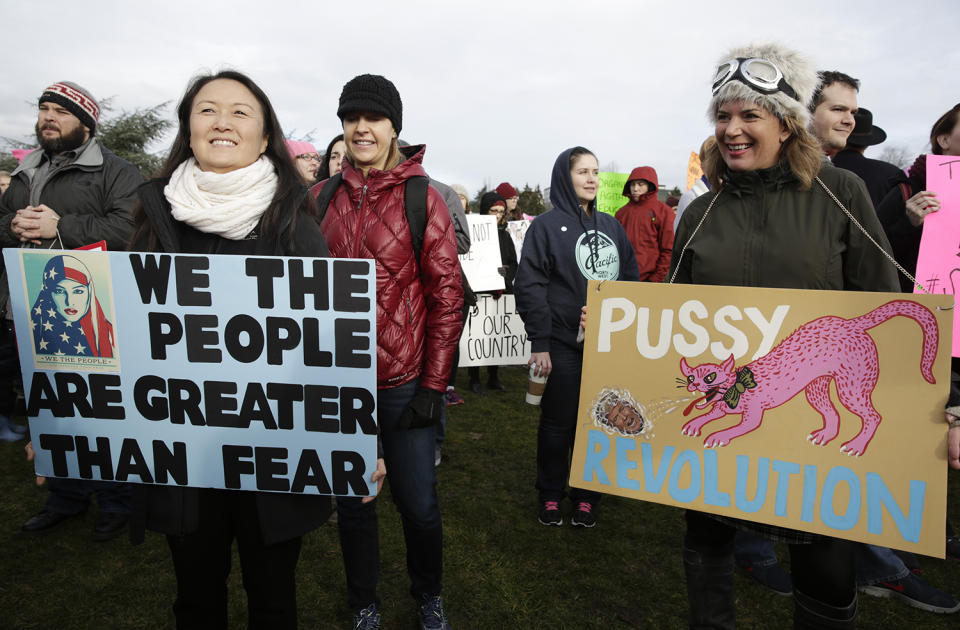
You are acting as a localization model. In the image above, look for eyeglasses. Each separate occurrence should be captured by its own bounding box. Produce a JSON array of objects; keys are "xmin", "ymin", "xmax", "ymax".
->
[
  {"xmin": 296, "ymin": 153, "xmax": 320, "ymax": 162},
  {"xmin": 712, "ymin": 57, "xmax": 798, "ymax": 101}
]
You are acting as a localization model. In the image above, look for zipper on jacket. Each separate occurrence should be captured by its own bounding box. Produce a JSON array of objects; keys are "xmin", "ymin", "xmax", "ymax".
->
[
  {"xmin": 352, "ymin": 183, "xmax": 368, "ymax": 258},
  {"xmin": 405, "ymin": 296, "xmax": 413, "ymax": 323}
]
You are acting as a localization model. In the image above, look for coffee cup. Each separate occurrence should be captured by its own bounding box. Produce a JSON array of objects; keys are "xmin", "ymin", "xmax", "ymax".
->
[{"xmin": 525, "ymin": 364, "xmax": 549, "ymax": 405}]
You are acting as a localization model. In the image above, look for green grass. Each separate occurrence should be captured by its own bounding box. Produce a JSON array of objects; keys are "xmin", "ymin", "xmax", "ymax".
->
[{"xmin": 2, "ymin": 365, "xmax": 960, "ymax": 628}]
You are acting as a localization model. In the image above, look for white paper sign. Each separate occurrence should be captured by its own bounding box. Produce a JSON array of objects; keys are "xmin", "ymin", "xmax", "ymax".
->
[{"xmin": 459, "ymin": 215, "xmax": 505, "ymax": 291}]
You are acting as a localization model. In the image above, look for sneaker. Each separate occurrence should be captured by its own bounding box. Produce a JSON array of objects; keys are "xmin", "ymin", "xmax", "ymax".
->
[
  {"xmin": 353, "ymin": 603, "xmax": 381, "ymax": 630},
  {"xmin": 571, "ymin": 502, "xmax": 596, "ymax": 528},
  {"xmin": 444, "ymin": 389, "xmax": 464, "ymax": 406},
  {"xmin": 418, "ymin": 595, "xmax": 452, "ymax": 630},
  {"xmin": 0, "ymin": 414, "xmax": 24, "ymax": 442},
  {"xmin": 738, "ymin": 562, "xmax": 793, "ymax": 596},
  {"xmin": 434, "ymin": 447, "xmax": 442, "ymax": 467},
  {"xmin": 860, "ymin": 573, "xmax": 960, "ymax": 613},
  {"xmin": 538, "ymin": 500, "xmax": 562, "ymax": 526}
]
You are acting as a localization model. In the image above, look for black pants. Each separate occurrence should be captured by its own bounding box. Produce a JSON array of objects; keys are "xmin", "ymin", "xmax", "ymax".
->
[
  {"xmin": 685, "ymin": 510, "xmax": 855, "ymax": 606},
  {"xmin": 165, "ymin": 490, "xmax": 303, "ymax": 630},
  {"xmin": 0, "ymin": 320, "xmax": 22, "ymax": 416},
  {"xmin": 536, "ymin": 346, "xmax": 599, "ymax": 505}
]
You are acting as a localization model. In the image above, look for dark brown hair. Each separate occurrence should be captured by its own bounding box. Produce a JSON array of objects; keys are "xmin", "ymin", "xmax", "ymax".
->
[
  {"xmin": 131, "ymin": 70, "xmax": 315, "ymax": 249},
  {"xmin": 931, "ymin": 103, "xmax": 960, "ymax": 155}
]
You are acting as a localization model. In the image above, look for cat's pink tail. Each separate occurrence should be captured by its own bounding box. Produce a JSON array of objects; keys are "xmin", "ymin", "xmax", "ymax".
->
[{"xmin": 854, "ymin": 299, "xmax": 938, "ymax": 384}]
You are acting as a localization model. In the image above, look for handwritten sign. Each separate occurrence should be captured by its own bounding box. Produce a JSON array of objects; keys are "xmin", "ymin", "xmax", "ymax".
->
[
  {"xmin": 686, "ymin": 151, "xmax": 703, "ymax": 191},
  {"xmin": 457, "ymin": 294, "xmax": 530, "ymax": 367},
  {"xmin": 915, "ymin": 154, "xmax": 960, "ymax": 357},
  {"xmin": 459, "ymin": 214, "xmax": 505, "ymax": 292},
  {"xmin": 506, "ymin": 219, "xmax": 531, "ymax": 262},
  {"xmin": 571, "ymin": 281, "xmax": 953, "ymax": 557},
  {"xmin": 598, "ymin": 172, "xmax": 629, "ymax": 217},
  {"xmin": 5, "ymin": 249, "xmax": 378, "ymax": 497}
]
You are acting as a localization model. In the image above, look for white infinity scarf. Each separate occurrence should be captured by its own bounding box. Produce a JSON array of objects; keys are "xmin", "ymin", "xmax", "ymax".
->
[{"xmin": 165, "ymin": 156, "xmax": 278, "ymax": 240}]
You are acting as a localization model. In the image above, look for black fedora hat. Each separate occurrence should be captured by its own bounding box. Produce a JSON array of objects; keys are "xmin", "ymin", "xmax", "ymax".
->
[{"xmin": 847, "ymin": 108, "xmax": 887, "ymax": 147}]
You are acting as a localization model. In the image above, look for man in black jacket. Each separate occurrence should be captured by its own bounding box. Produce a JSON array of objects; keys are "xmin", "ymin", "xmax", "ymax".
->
[
  {"xmin": 1, "ymin": 81, "xmax": 142, "ymax": 541},
  {"xmin": 831, "ymin": 108, "xmax": 905, "ymax": 209}
]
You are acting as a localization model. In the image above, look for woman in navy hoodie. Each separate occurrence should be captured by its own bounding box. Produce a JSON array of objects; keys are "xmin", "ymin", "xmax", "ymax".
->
[{"xmin": 514, "ymin": 146, "xmax": 639, "ymax": 527}]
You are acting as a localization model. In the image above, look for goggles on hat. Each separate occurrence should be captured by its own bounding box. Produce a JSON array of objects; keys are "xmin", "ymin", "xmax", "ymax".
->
[{"xmin": 712, "ymin": 57, "xmax": 798, "ymax": 101}]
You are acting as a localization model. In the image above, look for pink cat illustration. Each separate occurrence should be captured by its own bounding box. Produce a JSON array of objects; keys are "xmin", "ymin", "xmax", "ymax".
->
[{"xmin": 678, "ymin": 300, "xmax": 938, "ymax": 456}]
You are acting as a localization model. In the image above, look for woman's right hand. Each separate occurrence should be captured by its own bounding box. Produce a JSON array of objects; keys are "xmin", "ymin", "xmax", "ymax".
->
[
  {"xmin": 905, "ymin": 191, "xmax": 940, "ymax": 227},
  {"xmin": 528, "ymin": 351, "xmax": 552, "ymax": 378}
]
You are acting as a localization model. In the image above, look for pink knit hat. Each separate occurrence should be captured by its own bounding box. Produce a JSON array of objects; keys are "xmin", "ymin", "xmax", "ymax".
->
[{"xmin": 285, "ymin": 139, "xmax": 318, "ymax": 159}]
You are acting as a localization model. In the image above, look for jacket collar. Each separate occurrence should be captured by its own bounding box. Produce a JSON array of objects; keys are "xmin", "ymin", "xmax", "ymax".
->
[
  {"xmin": 722, "ymin": 162, "xmax": 796, "ymax": 197},
  {"xmin": 12, "ymin": 137, "xmax": 104, "ymax": 177}
]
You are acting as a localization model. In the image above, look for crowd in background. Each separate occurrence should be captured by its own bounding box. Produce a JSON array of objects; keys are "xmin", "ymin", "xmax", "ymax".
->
[{"xmin": 1, "ymin": 40, "xmax": 959, "ymax": 630}]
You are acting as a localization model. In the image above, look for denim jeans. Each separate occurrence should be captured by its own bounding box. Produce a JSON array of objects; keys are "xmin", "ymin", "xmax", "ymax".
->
[
  {"xmin": 337, "ymin": 380, "xmax": 443, "ymax": 609},
  {"xmin": 734, "ymin": 531, "xmax": 779, "ymax": 568},
  {"xmin": 854, "ymin": 544, "xmax": 909, "ymax": 586},
  {"xmin": 536, "ymin": 346, "xmax": 598, "ymax": 505}
]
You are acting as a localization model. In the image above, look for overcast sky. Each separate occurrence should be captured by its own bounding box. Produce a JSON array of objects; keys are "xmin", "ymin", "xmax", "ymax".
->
[{"xmin": 2, "ymin": 0, "xmax": 958, "ymax": 196}]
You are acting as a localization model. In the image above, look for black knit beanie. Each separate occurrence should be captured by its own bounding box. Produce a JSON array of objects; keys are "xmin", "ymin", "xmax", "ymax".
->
[
  {"xmin": 39, "ymin": 81, "xmax": 101, "ymax": 135},
  {"xmin": 337, "ymin": 74, "xmax": 402, "ymax": 134},
  {"xmin": 480, "ymin": 191, "xmax": 506, "ymax": 215}
]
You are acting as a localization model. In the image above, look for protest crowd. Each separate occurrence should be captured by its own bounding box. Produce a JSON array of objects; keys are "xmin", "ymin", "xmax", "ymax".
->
[{"xmin": 0, "ymin": 40, "xmax": 959, "ymax": 630}]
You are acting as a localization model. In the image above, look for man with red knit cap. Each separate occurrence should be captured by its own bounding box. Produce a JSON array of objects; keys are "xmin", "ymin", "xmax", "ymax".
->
[{"xmin": 0, "ymin": 80, "xmax": 141, "ymax": 541}]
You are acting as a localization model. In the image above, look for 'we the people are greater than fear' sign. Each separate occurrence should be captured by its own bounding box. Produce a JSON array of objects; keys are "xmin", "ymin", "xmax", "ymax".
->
[{"xmin": 6, "ymin": 249, "xmax": 378, "ymax": 497}]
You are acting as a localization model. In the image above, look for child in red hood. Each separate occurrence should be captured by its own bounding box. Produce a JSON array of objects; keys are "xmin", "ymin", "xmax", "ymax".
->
[{"xmin": 614, "ymin": 166, "xmax": 674, "ymax": 282}]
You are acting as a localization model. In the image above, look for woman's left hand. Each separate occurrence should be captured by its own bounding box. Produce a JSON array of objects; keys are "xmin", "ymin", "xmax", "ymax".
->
[
  {"xmin": 580, "ymin": 305, "xmax": 587, "ymax": 331},
  {"xmin": 361, "ymin": 458, "xmax": 386, "ymax": 503},
  {"xmin": 949, "ymin": 414, "xmax": 960, "ymax": 471}
]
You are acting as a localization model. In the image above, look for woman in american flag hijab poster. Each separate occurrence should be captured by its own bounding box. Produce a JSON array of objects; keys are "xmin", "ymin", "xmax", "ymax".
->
[{"xmin": 30, "ymin": 254, "xmax": 116, "ymax": 363}]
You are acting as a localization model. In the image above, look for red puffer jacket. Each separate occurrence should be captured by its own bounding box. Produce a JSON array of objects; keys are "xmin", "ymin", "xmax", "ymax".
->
[{"xmin": 316, "ymin": 145, "xmax": 463, "ymax": 392}]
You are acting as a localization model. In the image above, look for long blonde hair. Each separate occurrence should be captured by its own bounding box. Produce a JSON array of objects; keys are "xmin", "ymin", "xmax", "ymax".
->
[{"xmin": 703, "ymin": 104, "xmax": 822, "ymax": 191}]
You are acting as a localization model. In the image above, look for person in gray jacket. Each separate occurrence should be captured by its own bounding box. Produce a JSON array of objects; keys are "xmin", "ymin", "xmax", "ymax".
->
[{"xmin": 0, "ymin": 81, "xmax": 141, "ymax": 541}]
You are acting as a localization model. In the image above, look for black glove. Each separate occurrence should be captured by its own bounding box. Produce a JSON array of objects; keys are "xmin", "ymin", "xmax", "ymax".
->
[{"xmin": 399, "ymin": 387, "xmax": 445, "ymax": 430}]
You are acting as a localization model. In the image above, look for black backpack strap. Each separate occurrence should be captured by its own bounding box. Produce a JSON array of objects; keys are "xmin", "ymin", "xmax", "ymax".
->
[
  {"xmin": 314, "ymin": 172, "xmax": 344, "ymax": 222},
  {"xmin": 404, "ymin": 176, "xmax": 429, "ymax": 260}
]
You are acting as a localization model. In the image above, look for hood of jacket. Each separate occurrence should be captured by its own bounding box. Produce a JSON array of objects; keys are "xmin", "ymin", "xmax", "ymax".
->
[
  {"xmin": 549, "ymin": 147, "xmax": 596, "ymax": 218},
  {"xmin": 622, "ymin": 166, "xmax": 659, "ymax": 201}
]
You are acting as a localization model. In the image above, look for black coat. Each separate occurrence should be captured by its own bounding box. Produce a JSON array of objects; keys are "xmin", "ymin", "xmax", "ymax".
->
[
  {"xmin": 0, "ymin": 139, "xmax": 140, "ymax": 250},
  {"xmin": 130, "ymin": 178, "xmax": 333, "ymax": 545},
  {"xmin": 831, "ymin": 149, "xmax": 905, "ymax": 209}
]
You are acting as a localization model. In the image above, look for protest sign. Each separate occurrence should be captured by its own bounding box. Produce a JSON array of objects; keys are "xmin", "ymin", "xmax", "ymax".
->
[
  {"xmin": 457, "ymin": 293, "xmax": 530, "ymax": 367},
  {"xmin": 459, "ymin": 214, "xmax": 505, "ymax": 291},
  {"xmin": 685, "ymin": 151, "xmax": 703, "ymax": 191},
  {"xmin": 506, "ymin": 219, "xmax": 531, "ymax": 262},
  {"xmin": 915, "ymin": 154, "xmax": 960, "ymax": 356},
  {"xmin": 597, "ymin": 172, "xmax": 629, "ymax": 216},
  {"xmin": 5, "ymin": 249, "xmax": 378, "ymax": 497},
  {"xmin": 570, "ymin": 281, "xmax": 953, "ymax": 557}
]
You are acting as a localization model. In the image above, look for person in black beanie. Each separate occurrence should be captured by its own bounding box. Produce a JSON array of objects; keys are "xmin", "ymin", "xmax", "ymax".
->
[{"xmin": 313, "ymin": 73, "xmax": 462, "ymax": 630}]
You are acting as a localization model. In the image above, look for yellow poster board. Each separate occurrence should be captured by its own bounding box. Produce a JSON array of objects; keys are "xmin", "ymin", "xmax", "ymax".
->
[
  {"xmin": 685, "ymin": 151, "xmax": 702, "ymax": 191},
  {"xmin": 571, "ymin": 281, "xmax": 954, "ymax": 557}
]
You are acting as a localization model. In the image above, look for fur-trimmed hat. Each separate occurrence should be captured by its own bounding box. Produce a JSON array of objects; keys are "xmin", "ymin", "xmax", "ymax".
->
[
  {"xmin": 708, "ymin": 43, "xmax": 818, "ymax": 129},
  {"xmin": 337, "ymin": 74, "xmax": 402, "ymax": 134},
  {"xmin": 39, "ymin": 81, "xmax": 101, "ymax": 134}
]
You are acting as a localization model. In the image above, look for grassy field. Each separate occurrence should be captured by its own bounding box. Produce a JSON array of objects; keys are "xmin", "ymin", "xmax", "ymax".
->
[{"xmin": 2, "ymin": 365, "xmax": 960, "ymax": 629}]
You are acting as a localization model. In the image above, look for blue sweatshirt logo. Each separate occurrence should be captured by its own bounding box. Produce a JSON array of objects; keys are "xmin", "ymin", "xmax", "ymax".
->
[{"xmin": 575, "ymin": 230, "xmax": 620, "ymax": 280}]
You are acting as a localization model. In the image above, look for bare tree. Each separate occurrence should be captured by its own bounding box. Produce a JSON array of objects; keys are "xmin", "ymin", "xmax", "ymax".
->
[{"xmin": 877, "ymin": 145, "xmax": 913, "ymax": 169}]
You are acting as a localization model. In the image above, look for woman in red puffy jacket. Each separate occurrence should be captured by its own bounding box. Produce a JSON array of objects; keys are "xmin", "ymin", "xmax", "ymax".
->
[{"xmin": 312, "ymin": 74, "xmax": 462, "ymax": 630}]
